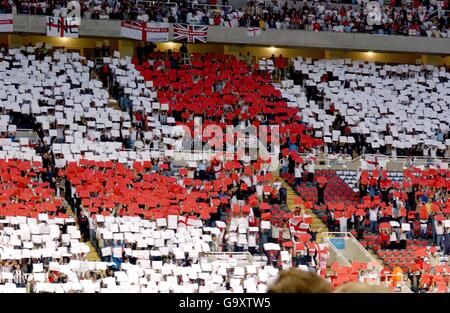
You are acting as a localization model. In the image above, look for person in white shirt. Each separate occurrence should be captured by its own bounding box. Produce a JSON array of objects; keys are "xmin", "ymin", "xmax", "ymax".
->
[
  {"xmin": 294, "ymin": 163, "xmax": 303, "ymax": 188},
  {"xmin": 420, "ymin": 219, "xmax": 428, "ymax": 240},
  {"xmin": 255, "ymin": 182, "xmax": 263, "ymax": 201},
  {"xmin": 88, "ymin": 213, "xmax": 97, "ymax": 248},
  {"xmin": 186, "ymin": 11, "xmax": 193, "ymax": 24},
  {"xmin": 279, "ymin": 156, "xmax": 289, "ymax": 175},
  {"xmin": 389, "ymin": 229, "xmax": 398, "ymax": 249},
  {"xmin": 247, "ymin": 229, "xmax": 257, "ymax": 254},
  {"xmin": 213, "ymin": 160, "xmax": 222, "ymax": 179},
  {"xmin": 152, "ymin": 136, "xmax": 160, "ymax": 150},
  {"xmin": 435, "ymin": 220, "xmax": 444, "ymax": 248},
  {"xmin": 39, "ymin": 2, "xmax": 47, "ymax": 14},
  {"xmin": 138, "ymin": 13, "xmax": 149, "ymax": 22},
  {"xmin": 52, "ymin": 8, "xmax": 61, "ymax": 17},
  {"xmin": 317, "ymin": 2, "xmax": 326, "ymax": 14},
  {"xmin": 422, "ymin": 144, "xmax": 430, "ymax": 157},
  {"xmin": 338, "ymin": 216, "xmax": 348, "ymax": 232},
  {"xmin": 430, "ymin": 146, "xmax": 437, "ymax": 159},
  {"xmin": 187, "ymin": 166, "xmax": 195, "ymax": 179},
  {"xmin": 369, "ymin": 207, "xmax": 378, "ymax": 233},
  {"xmin": 306, "ymin": 161, "xmax": 315, "ymax": 186},
  {"xmin": 60, "ymin": 6, "xmax": 68, "ymax": 17},
  {"xmin": 399, "ymin": 230, "xmax": 407, "ymax": 249}
]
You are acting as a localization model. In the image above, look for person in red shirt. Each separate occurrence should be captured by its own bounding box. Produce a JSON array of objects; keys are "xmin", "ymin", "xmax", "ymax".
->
[
  {"xmin": 134, "ymin": 110, "xmax": 143, "ymax": 128},
  {"xmin": 329, "ymin": 103, "xmax": 335, "ymax": 115},
  {"xmin": 379, "ymin": 229, "xmax": 389, "ymax": 249},
  {"xmin": 380, "ymin": 266, "xmax": 391, "ymax": 282},
  {"xmin": 213, "ymin": 14, "xmax": 221, "ymax": 26},
  {"xmin": 313, "ymin": 21, "xmax": 321, "ymax": 31},
  {"xmin": 276, "ymin": 54, "xmax": 285, "ymax": 70},
  {"xmin": 291, "ymin": 14, "xmax": 300, "ymax": 29},
  {"xmin": 48, "ymin": 270, "xmax": 60, "ymax": 283},
  {"xmin": 414, "ymin": 256, "xmax": 424, "ymax": 270}
]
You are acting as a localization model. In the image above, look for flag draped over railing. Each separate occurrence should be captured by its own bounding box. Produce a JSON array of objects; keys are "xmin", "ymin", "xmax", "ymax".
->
[
  {"xmin": 120, "ymin": 21, "xmax": 169, "ymax": 42},
  {"xmin": 173, "ymin": 24, "xmax": 208, "ymax": 43}
]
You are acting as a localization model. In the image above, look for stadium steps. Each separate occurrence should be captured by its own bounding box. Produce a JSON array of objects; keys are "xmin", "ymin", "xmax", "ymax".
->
[
  {"xmin": 281, "ymin": 179, "xmax": 328, "ymax": 244},
  {"xmin": 61, "ymin": 199, "xmax": 76, "ymax": 217},
  {"xmin": 367, "ymin": 249, "xmax": 385, "ymax": 266},
  {"xmin": 86, "ymin": 242, "xmax": 101, "ymax": 262},
  {"xmin": 91, "ymin": 66, "xmax": 120, "ymax": 110},
  {"xmin": 108, "ymin": 99, "xmax": 120, "ymax": 110},
  {"xmin": 62, "ymin": 200, "xmax": 101, "ymax": 262}
]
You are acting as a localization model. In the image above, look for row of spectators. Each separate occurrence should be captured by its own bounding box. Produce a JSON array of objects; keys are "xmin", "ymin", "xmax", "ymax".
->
[{"xmin": 3, "ymin": 1, "xmax": 449, "ymax": 38}]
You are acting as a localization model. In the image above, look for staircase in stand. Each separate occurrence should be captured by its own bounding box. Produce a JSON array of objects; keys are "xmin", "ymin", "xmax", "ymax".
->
[
  {"xmin": 62, "ymin": 198, "xmax": 100, "ymax": 262},
  {"xmin": 273, "ymin": 172, "xmax": 328, "ymax": 243}
]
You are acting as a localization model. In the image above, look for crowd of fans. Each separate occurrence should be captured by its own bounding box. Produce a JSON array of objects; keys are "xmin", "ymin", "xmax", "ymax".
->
[
  {"xmin": 2, "ymin": 1, "xmax": 448, "ymax": 38},
  {"xmin": 1, "ymin": 34, "xmax": 450, "ymax": 292}
]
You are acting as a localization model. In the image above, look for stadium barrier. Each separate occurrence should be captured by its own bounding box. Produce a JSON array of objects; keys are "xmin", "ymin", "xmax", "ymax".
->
[{"xmin": 322, "ymin": 232, "xmax": 412, "ymax": 293}]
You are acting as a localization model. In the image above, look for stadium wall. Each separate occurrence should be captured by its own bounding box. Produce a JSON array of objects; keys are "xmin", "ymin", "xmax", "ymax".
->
[{"xmin": 8, "ymin": 15, "xmax": 450, "ymax": 65}]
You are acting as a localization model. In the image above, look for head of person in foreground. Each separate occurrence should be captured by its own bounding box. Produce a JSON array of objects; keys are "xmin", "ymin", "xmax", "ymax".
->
[
  {"xmin": 268, "ymin": 269, "xmax": 393, "ymax": 293},
  {"xmin": 334, "ymin": 282, "xmax": 392, "ymax": 293},
  {"xmin": 267, "ymin": 269, "xmax": 332, "ymax": 293}
]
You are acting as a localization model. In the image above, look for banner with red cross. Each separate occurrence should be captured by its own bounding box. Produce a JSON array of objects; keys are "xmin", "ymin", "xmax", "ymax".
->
[{"xmin": 46, "ymin": 16, "xmax": 79, "ymax": 38}]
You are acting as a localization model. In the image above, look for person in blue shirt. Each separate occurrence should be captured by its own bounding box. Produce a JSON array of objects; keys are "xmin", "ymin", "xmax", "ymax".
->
[
  {"xmin": 289, "ymin": 142, "xmax": 298, "ymax": 152},
  {"xmin": 436, "ymin": 131, "xmax": 444, "ymax": 142},
  {"xmin": 368, "ymin": 185, "xmax": 377, "ymax": 198},
  {"xmin": 197, "ymin": 160, "xmax": 207, "ymax": 180},
  {"xmin": 418, "ymin": 194, "xmax": 428, "ymax": 204},
  {"xmin": 111, "ymin": 240, "xmax": 124, "ymax": 270}
]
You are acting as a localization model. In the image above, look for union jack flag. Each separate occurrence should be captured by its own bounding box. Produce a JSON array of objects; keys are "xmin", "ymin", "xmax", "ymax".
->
[{"xmin": 173, "ymin": 24, "xmax": 208, "ymax": 43}]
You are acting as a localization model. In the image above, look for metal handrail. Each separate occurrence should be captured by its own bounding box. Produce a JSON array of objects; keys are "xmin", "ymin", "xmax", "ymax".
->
[
  {"xmin": 428, "ymin": 9, "xmax": 450, "ymax": 19},
  {"xmin": 382, "ymin": 273, "xmax": 413, "ymax": 293},
  {"xmin": 324, "ymin": 232, "xmax": 371, "ymax": 256},
  {"xmin": 321, "ymin": 235, "xmax": 351, "ymax": 267},
  {"xmin": 208, "ymin": 251, "xmax": 257, "ymax": 265},
  {"xmin": 321, "ymin": 232, "xmax": 412, "ymax": 292},
  {"xmin": 356, "ymin": 154, "xmax": 447, "ymax": 169},
  {"xmin": 193, "ymin": 4, "xmax": 233, "ymax": 11},
  {"xmin": 136, "ymin": 0, "xmax": 179, "ymax": 8}
]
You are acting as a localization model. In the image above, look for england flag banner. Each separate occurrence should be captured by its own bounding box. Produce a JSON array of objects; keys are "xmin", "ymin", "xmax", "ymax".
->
[
  {"xmin": 146, "ymin": 22, "xmax": 169, "ymax": 42},
  {"xmin": 0, "ymin": 14, "xmax": 13, "ymax": 32},
  {"xmin": 246, "ymin": 27, "xmax": 261, "ymax": 37},
  {"xmin": 46, "ymin": 16, "xmax": 79, "ymax": 38},
  {"xmin": 173, "ymin": 24, "xmax": 208, "ymax": 43},
  {"xmin": 121, "ymin": 21, "xmax": 169, "ymax": 42}
]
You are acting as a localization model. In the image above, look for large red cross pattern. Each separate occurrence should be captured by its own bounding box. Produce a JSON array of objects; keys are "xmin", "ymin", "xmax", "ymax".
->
[{"xmin": 46, "ymin": 17, "xmax": 79, "ymax": 37}]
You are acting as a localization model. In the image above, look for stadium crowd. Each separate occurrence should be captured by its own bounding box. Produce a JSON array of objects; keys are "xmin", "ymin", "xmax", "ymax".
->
[
  {"xmin": 1, "ymin": 33, "xmax": 450, "ymax": 292},
  {"xmin": 3, "ymin": 0, "xmax": 449, "ymax": 38}
]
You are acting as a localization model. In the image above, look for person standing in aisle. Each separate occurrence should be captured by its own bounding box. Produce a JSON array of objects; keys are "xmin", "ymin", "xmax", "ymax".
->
[
  {"xmin": 78, "ymin": 211, "xmax": 90, "ymax": 242},
  {"xmin": 316, "ymin": 178, "xmax": 327, "ymax": 206},
  {"xmin": 306, "ymin": 160, "xmax": 315, "ymax": 186}
]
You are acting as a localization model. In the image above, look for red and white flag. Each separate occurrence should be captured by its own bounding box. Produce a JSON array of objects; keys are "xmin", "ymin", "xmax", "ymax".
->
[
  {"xmin": 121, "ymin": 21, "xmax": 147, "ymax": 41},
  {"xmin": 173, "ymin": 24, "xmax": 208, "ymax": 43},
  {"xmin": 146, "ymin": 22, "xmax": 169, "ymax": 42},
  {"xmin": 120, "ymin": 21, "xmax": 169, "ymax": 42},
  {"xmin": 248, "ymin": 207, "xmax": 256, "ymax": 225},
  {"xmin": 246, "ymin": 27, "xmax": 261, "ymax": 37},
  {"xmin": 0, "ymin": 14, "xmax": 13, "ymax": 33},
  {"xmin": 178, "ymin": 215, "xmax": 187, "ymax": 225},
  {"xmin": 46, "ymin": 16, "xmax": 79, "ymax": 38}
]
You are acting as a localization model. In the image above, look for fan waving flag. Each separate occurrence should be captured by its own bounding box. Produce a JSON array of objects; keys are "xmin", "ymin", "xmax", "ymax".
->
[
  {"xmin": 0, "ymin": 14, "xmax": 13, "ymax": 33},
  {"xmin": 246, "ymin": 27, "xmax": 261, "ymax": 37},
  {"xmin": 121, "ymin": 21, "xmax": 169, "ymax": 42},
  {"xmin": 46, "ymin": 16, "xmax": 79, "ymax": 38},
  {"xmin": 173, "ymin": 24, "xmax": 208, "ymax": 43}
]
